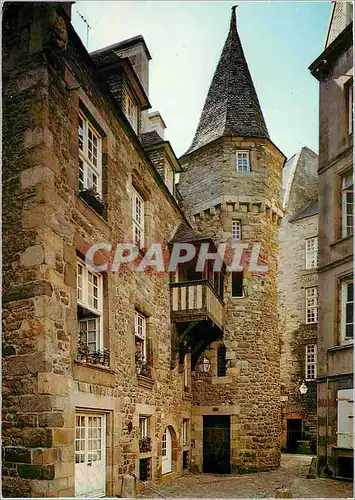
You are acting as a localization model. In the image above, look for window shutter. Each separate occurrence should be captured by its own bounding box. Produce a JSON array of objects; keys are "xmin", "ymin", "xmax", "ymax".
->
[{"xmin": 337, "ymin": 389, "xmax": 354, "ymax": 449}]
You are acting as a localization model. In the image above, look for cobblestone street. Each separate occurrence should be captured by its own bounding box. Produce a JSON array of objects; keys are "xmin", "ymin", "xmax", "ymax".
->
[{"xmin": 140, "ymin": 455, "xmax": 353, "ymax": 498}]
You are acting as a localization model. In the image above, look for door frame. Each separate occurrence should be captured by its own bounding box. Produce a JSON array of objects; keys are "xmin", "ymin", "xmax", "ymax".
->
[
  {"xmin": 203, "ymin": 415, "xmax": 231, "ymax": 474},
  {"xmin": 75, "ymin": 408, "xmax": 110, "ymax": 498}
]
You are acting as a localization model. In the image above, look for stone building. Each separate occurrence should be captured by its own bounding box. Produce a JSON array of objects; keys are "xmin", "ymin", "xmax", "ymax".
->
[
  {"xmin": 309, "ymin": 1, "xmax": 353, "ymax": 479},
  {"xmin": 278, "ymin": 147, "xmax": 319, "ymax": 454},
  {"xmin": 3, "ymin": 2, "xmax": 285, "ymax": 498},
  {"xmin": 178, "ymin": 7, "xmax": 285, "ymax": 473}
]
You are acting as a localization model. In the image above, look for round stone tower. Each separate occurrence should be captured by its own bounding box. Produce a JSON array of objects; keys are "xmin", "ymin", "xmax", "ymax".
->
[{"xmin": 179, "ymin": 7, "xmax": 285, "ymax": 472}]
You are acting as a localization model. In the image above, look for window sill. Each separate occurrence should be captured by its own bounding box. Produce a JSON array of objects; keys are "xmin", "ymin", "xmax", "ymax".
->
[
  {"xmin": 137, "ymin": 374, "xmax": 154, "ymax": 390},
  {"xmin": 73, "ymin": 360, "xmax": 116, "ymax": 387},
  {"xmin": 139, "ymin": 451, "xmax": 152, "ymax": 459},
  {"xmin": 75, "ymin": 196, "xmax": 111, "ymax": 238},
  {"xmin": 329, "ymin": 234, "xmax": 353, "ymax": 247},
  {"xmin": 74, "ymin": 360, "xmax": 114, "ymax": 372},
  {"xmin": 328, "ymin": 343, "xmax": 353, "ymax": 353}
]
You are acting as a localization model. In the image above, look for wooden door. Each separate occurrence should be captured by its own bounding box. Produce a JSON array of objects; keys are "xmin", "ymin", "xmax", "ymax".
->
[{"xmin": 203, "ymin": 415, "xmax": 230, "ymax": 473}]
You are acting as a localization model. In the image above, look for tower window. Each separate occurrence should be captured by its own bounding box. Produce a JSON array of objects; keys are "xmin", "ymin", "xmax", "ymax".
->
[
  {"xmin": 232, "ymin": 272, "xmax": 244, "ymax": 298},
  {"xmin": 232, "ymin": 220, "xmax": 241, "ymax": 240},
  {"xmin": 236, "ymin": 151, "xmax": 250, "ymax": 172},
  {"xmin": 217, "ymin": 345, "xmax": 227, "ymax": 377}
]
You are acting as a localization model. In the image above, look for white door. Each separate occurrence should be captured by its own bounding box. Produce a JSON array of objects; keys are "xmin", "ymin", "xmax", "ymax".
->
[
  {"xmin": 75, "ymin": 413, "xmax": 106, "ymax": 498},
  {"xmin": 337, "ymin": 389, "xmax": 354, "ymax": 448},
  {"xmin": 162, "ymin": 427, "xmax": 172, "ymax": 474}
]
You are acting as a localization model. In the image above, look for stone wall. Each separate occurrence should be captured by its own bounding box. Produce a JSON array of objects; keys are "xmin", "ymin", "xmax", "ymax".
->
[
  {"xmin": 2, "ymin": 4, "xmax": 190, "ymax": 497},
  {"xmin": 180, "ymin": 137, "xmax": 285, "ymax": 472},
  {"xmin": 278, "ymin": 212, "xmax": 318, "ymax": 451}
]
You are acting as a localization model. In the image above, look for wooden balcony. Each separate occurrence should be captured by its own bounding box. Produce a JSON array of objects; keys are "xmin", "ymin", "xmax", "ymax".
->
[{"xmin": 170, "ymin": 279, "xmax": 225, "ymax": 331}]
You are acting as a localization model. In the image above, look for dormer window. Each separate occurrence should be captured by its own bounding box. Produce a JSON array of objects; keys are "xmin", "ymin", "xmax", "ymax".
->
[
  {"xmin": 236, "ymin": 151, "xmax": 250, "ymax": 172},
  {"xmin": 125, "ymin": 91, "xmax": 139, "ymax": 133}
]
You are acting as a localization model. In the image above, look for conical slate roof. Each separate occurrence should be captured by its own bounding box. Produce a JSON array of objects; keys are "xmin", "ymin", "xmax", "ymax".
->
[{"xmin": 185, "ymin": 7, "xmax": 269, "ymax": 155}]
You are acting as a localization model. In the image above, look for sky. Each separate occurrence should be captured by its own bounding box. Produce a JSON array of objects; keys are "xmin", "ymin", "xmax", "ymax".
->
[{"xmin": 72, "ymin": 1, "xmax": 332, "ymax": 159}]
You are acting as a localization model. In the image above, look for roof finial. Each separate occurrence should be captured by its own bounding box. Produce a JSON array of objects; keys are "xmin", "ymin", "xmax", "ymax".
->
[{"xmin": 230, "ymin": 5, "xmax": 238, "ymax": 29}]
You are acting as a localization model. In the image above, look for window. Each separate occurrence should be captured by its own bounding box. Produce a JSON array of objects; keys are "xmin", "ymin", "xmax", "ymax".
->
[
  {"xmin": 183, "ymin": 450, "xmax": 189, "ymax": 470},
  {"xmin": 132, "ymin": 188, "xmax": 145, "ymax": 248},
  {"xmin": 139, "ymin": 417, "xmax": 148, "ymax": 440},
  {"xmin": 306, "ymin": 287, "xmax": 318, "ymax": 324},
  {"xmin": 337, "ymin": 389, "xmax": 354, "ymax": 449},
  {"xmin": 77, "ymin": 261, "xmax": 103, "ymax": 354},
  {"xmin": 164, "ymin": 163, "xmax": 174, "ymax": 194},
  {"xmin": 182, "ymin": 419, "xmax": 189, "ymax": 446},
  {"xmin": 305, "ymin": 344, "xmax": 317, "ymax": 380},
  {"xmin": 236, "ymin": 151, "xmax": 250, "ymax": 172},
  {"xmin": 232, "ymin": 272, "xmax": 244, "ymax": 298},
  {"xmin": 232, "ymin": 220, "xmax": 241, "ymax": 240},
  {"xmin": 217, "ymin": 344, "xmax": 227, "ymax": 377},
  {"xmin": 342, "ymin": 171, "xmax": 353, "ymax": 238},
  {"xmin": 125, "ymin": 91, "xmax": 138, "ymax": 133},
  {"xmin": 139, "ymin": 458, "xmax": 151, "ymax": 481},
  {"xmin": 78, "ymin": 113, "xmax": 102, "ymax": 195},
  {"xmin": 305, "ymin": 237, "xmax": 318, "ymax": 269},
  {"xmin": 341, "ymin": 279, "xmax": 353, "ymax": 344},
  {"xmin": 135, "ymin": 311, "xmax": 147, "ymax": 362}
]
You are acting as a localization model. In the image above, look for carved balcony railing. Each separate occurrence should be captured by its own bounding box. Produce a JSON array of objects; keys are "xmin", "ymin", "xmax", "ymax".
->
[{"xmin": 170, "ymin": 279, "xmax": 224, "ymax": 331}]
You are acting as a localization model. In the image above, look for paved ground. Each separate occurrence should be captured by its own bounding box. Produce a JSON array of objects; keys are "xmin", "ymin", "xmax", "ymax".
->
[{"xmin": 139, "ymin": 454, "xmax": 353, "ymax": 498}]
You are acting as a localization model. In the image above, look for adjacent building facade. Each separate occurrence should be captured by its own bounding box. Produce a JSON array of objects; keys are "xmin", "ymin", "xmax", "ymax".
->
[
  {"xmin": 309, "ymin": 1, "xmax": 353, "ymax": 480},
  {"xmin": 278, "ymin": 147, "xmax": 319, "ymax": 454}
]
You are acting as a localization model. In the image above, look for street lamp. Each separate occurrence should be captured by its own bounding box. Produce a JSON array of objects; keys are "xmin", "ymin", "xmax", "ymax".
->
[{"xmin": 299, "ymin": 380, "xmax": 308, "ymax": 395}]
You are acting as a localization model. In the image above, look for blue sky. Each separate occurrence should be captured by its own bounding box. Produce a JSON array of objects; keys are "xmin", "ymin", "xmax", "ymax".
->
[{"xmin": 72, "ymin": 1, "xmax": 332, "ymax": 159}]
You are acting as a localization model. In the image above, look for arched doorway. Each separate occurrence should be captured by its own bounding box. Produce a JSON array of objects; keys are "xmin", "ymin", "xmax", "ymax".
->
[{"xmin": 162, "ymin": 427, "xmax": 173, "ymax": 474}]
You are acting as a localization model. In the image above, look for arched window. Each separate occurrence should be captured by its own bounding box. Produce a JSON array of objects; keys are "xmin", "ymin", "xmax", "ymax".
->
[{"xmin": 217, "ymin": 345, "xmax": 227, "ymax": 377}]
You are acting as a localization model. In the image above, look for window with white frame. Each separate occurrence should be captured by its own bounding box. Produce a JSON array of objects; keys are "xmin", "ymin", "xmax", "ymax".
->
[
  {"xmin": 78, "ymin": 113, "xmax": 102, "ymax": 195},
  {"xmin": 164, "ymin": 162, "xmax": 174, "ymax": 194},
  {"xmin": 132, "ymin": 188, "xmax": 145, "ymax": 248},
  {"xmin": 306, "ymin": 287, "xmax": 318, "ymax": 324},
  {"xmin": 125, "ymin": 91, "xmax": 138, "ymax": 133},
  {"xmin": 232, "ymin": 220, "xmax": 241, "ymax": 240},
  {"xmin": 182, "ymin": 419, "xmax": 189, "ymax": 446},
  {"xmin": 139, "ymin": 416, "xmax": 149, "ymax": 440},
  {"xmin": 77, "ymin": 260, "xmax": 103, "ymax": 353},
  {"xmin": 305, "ymin": 344, "xmax": 317, "ymax": 380},
  {"xmin": 135, "ymin": 311, "xmax": 147, "ymax": 361},
  {"xmin": 305, "ymin": 237, "xmax": 318, "ymax": 269},
  {"xmin": 236, "ymin": 151, "xmax": 250, "ymax": 172},
  {"xmin": 340, "ymin": 278, "xmax": 353, "ymax": 344},
  {"xmin": 342, "ymin": 171, "xmax": 353, "ymax": 238}
]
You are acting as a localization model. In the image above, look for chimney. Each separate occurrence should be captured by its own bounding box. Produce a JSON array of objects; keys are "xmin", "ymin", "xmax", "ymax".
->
[{"xmin": 147, "ymin": 112, "xmax": 166, "ymax": 139}]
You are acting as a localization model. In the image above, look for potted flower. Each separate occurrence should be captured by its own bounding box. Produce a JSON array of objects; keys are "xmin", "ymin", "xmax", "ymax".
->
[
  {"xmin": 77, "ymin": 340, "xmax": 89, "ymax": 362},
  {"xmin": 103, "ymin": 348, "xmax": 110, "ymax": 367},
  {"xmin": 139, "ymin": 359, "xmax": 151, "ymax": 378},
  {"xmin": 79, "ymin": 187, "xmax": 106, "ymax": 217},
  {"xmin": 92, "ymin": 350, "xmax": 103, "ymax": 365},
  {"xmin": 139, "ymin": 436, "xmax": 152, "ymax": 453}
]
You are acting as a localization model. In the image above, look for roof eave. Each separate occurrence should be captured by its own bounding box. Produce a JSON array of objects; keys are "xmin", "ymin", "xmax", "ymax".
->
[{"xmin": 309, "ymin": 22, "xmax": 353, "ymax": 81}]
